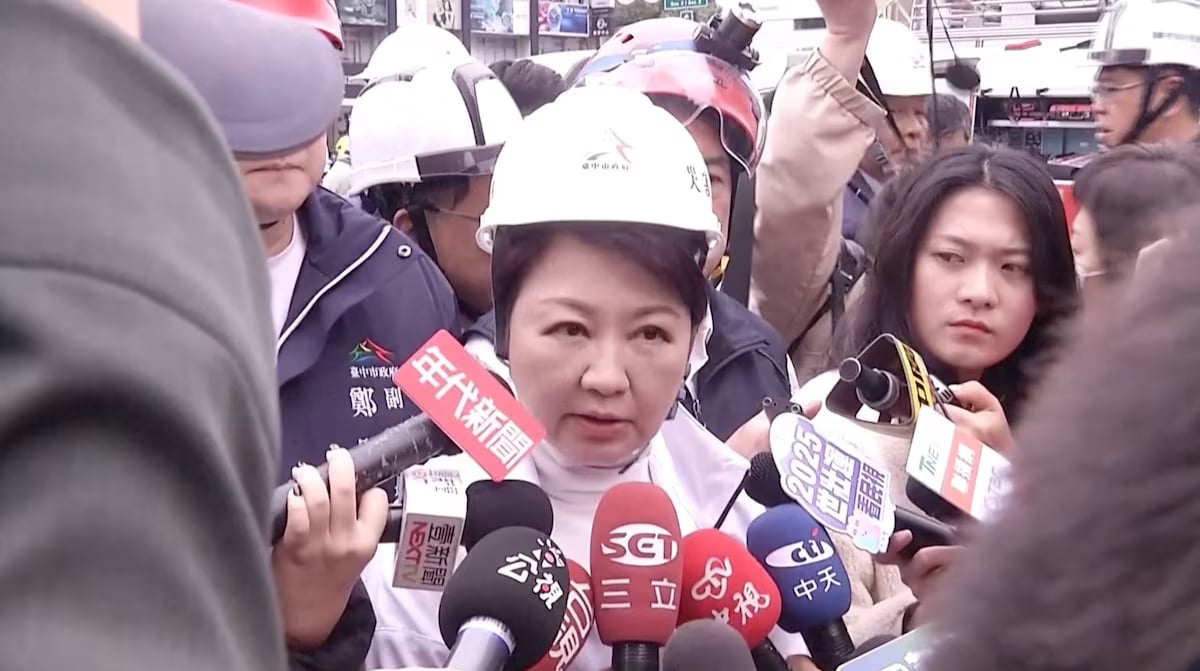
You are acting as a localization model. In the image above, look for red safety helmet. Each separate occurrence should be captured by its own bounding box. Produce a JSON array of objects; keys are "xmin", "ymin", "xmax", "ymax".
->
[
  {"xmin": 575, "ymin": 17, "xmax": 765, "ymax": 172},
  {"xmin": 233, "ymin": 0, "xmax": 343, "ymax": 50}
]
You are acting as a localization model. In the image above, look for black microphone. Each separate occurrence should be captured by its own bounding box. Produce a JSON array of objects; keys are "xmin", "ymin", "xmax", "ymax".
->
[
  {"xmin": 461, "ymin": 480, "xmax": 555, "ymax": 551},
  {"xmin": 269, "ymin": 411, "xmax": 457, "ymax": 544},
  {"xmin": 438, "ymin": 526, "xmax": 569, "ymax": 671},
  {"xmin": 838, "ymin": 358, "xmax": 902, "ymax": 413},
  {"xmin": 905, "ymin": 477, "xmax": 969, "ymax": 525},
  {"xmin": 746, "ymin": 455, "xmax": 957, "ymax": 557},
  {"xmin": 663, "ymin": 620, "xmax": 756, "ymax": 671}
]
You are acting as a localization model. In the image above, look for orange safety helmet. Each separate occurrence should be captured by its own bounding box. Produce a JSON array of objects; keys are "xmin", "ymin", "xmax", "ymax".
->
[
  {"xmin": 233, "ymin": 0, "xmax": 343, "ymax": 49},
  {"xmin": 574, "ymin": 17, "xmax": 766, "ymax": 173}
]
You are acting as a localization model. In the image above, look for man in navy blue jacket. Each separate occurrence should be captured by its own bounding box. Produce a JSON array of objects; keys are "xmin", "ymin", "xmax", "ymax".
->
[{"xmin": 141, "ymin": 1, "xmax": 459, "ymax": 669}]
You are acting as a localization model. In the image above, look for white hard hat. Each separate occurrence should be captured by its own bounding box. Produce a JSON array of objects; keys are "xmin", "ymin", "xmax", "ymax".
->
[
  {"xmin": 1088, "ymin": 0, "xmax": 1200, "ymax": 70},
  {"xmin": 353, "ymin": 23, "xmax": 470, "ymax": 85},
  {"xmin": 348, "ymin": 54, "xmax": 524, "ymax": 195},
  {"xmin": 865, "ymin": 18, "xmax": 933, "ymax": 97},
  {"xmin": 477, "ymin": 86, "xmax": 724, "ymax": 266}
]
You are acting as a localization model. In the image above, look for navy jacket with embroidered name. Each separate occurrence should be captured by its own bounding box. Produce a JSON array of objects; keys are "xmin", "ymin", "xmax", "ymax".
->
[
  {"xmin": 464, "ymin": 285, "xmax": 790, "ymax": 441},
  {"xmin": 277, "ymin": 188, "xmax": 459, "ymax": 479}
]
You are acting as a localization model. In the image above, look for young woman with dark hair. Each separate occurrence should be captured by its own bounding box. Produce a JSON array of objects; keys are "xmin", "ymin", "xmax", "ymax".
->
[
  {"xmin": 836, "ymin": 145, "xmax": 1079, "ymax": 419},
  {"xmin": 785, "ymin": 144, "xmax": 1079, "ymax": 643},
  {"xmin": 361, "ymin": 86, "xmax": 823, "ymax": 671},
  {"xmin": 1071, "ymin": 144, "xmax": 1200, "ymax": 299}
]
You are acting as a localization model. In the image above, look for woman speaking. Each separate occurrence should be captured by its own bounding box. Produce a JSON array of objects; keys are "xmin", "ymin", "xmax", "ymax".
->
[{"xmin": 361, "ymin": 86, "xmax": 821, "ymax": 671}]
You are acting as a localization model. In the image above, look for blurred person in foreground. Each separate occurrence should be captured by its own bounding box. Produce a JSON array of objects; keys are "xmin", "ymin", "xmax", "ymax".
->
[
  {"xmin": 928, "ymin": 93, "xmax": 972, "ymax": 150},
  {"xmin": 0, "ymin": 0, "xmax": 283, "ymax": 669},
  {"xmin": 141, "ymin": 1, "xmax": 429, "ymax": 667},
  {"xmin": 1070, "ymin": 144, "xmax": 1200, "ymax": 301},
  {"xmin": 1087, "ymin": 0, "xmax": 1199, "ymax": 149},
  {"xmin": 920, "ymin": 202, "xmax": 1200, "ymax": 671}
]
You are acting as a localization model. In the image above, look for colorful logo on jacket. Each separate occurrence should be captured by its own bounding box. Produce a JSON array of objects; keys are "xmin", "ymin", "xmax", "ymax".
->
[{"xmin": 349, "ymin": 338, "xmax": 395, "ymax": 365}]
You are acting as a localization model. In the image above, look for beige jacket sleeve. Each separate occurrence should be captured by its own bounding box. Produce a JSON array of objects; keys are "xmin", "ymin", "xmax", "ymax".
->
[
  {"xmin": 750, "ymin": 49, "xmax": 884, "ymax": 369},
  {"xmin": 797, "ymin": 373, "xmax": 919, "ymax": 643}
]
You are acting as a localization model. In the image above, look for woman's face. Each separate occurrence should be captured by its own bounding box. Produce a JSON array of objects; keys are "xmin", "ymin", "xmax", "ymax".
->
[
  {"xmin": 506, "ymin": 234, "xmax": 695, "ymax": 467},
  {"xmin": 910, "ymin": 186, "xmax": 1038, "ymax": 381}
]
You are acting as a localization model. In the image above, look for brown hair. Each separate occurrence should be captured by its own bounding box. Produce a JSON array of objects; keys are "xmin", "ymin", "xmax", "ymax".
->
[
  {"xmin": 923, "ymin": 224, "xmax": 1200, "ymax": 671},
  {"xmin": 1072, "ymin": 144, "xmax": 1200, "ymax": 280}
]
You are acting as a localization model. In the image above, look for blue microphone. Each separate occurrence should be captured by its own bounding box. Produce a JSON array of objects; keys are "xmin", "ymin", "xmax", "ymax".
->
[{"xmin": 746, "ymin": 504, "xmax": 856, "ymax": 671}]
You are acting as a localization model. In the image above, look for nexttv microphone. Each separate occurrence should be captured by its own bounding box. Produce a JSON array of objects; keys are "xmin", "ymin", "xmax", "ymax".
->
[
  {"xmin": 529, "ymin": 559, "xmax": 594, "ymax": 671},
  {"xmin": 438, "ymin": 526, "xmax": 569, "ymax": 671},
  {"xmin": 746, "ymin": 504, "xmax": 855, "ymax": 671},
  {"xmin": 678, "ymin": 529, "xmax": 787, "ymax": 671},
  {"xmin": 591, "ymin": 482, "xmax": 683, "ymax": 671},
  {"xmin": 391, "ymin": 477, "xmax": 555, "ymax": 590}
]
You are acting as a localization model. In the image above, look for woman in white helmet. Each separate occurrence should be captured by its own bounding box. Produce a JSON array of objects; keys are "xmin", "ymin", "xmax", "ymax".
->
[
  {"xmin": 348, "ymin": 47, "xmax": 524, "ymax": 320},
  {"xmin": 362, "ymin": 86, "xmax": 823, "ymax": 671},
  {"xmin": 1088, "ymin": 0, "xmax": 1200, "ymax": 148}
]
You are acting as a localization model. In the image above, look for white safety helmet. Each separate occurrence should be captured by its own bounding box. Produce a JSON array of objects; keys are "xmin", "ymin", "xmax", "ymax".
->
[
  {"xmin": 1088, "ymin": 0, "xmax": 1200, "ymax": 71},
  {"xmin": 352, "ymin": 23, "xmax": 470, "ymax": 85},
  {"xmin": 865, "ymin": 18, "xmax": 933, "ymax": 97},
  {"xmin": 478, "ymin": 86, "xmax": 724, "ymax": 267},
  {"xmin": 348, "ymin": 54, "xmax": 524, "ymax": 195}
]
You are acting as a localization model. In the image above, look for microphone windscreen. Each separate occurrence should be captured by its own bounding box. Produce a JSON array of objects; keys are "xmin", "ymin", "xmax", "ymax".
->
[
  {"xmin": 462, "ymin": 480, "xmax": 554, "ymax": 551},
  {"xmin": 663, "ymin": 619, "xmax": 756, "ymax": 671},
  {"xmin": 590, "ymin": 482, "xmax": 683, "ymax": 646},
  {"xmin": 745, "ymin": 452, "xmax": 790, "ymax": 508},
  {"xmin": 678, "ymin": 529, "xmax": 781, "ymax": 647},
  {"xmin": 438, "ymin": 526, "xmax": 569, "ymax": 671},
  {"xmin": 745, "ymin": 504, "xmax": 852, "ymax": 632},
  {"xmin": 847, "ymin": 634, "xmax": 897, "ymax": 660},
  {"xmin": 528, "ymin": 559, "xmax": 595, "ymax": 671}
]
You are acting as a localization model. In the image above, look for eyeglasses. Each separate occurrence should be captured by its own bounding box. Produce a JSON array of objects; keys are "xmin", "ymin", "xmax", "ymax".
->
[{"xmin": 1089, "ymin": 77, "xmax": 1173, "ymax": 102}]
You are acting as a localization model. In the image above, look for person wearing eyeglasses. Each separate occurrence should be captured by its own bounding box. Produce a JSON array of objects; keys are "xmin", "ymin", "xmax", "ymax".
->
[
  {"xmin": 349, "ymin": 30, "xmax": 525, "ymax": 325},
  {"xmin": 1087, "ymin": 0, "xmax": 1200, "ymax": 149}
]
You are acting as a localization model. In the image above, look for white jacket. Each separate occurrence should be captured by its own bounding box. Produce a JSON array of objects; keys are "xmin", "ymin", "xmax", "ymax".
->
[{"xmin": 362, "ymin": 402, "xmax": 813, "ymax": 670}]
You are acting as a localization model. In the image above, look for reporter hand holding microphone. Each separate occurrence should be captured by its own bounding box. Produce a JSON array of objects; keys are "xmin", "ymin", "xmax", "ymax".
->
[{"xmin": 358, "ymin": 88, "xmax": 824, "ymax": 669}]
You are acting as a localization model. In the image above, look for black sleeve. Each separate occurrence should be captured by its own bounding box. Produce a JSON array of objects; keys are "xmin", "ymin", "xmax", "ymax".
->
[
  {"xmin": 287, "ymin": 579, "xmax": 377, "ymax": 671},
  {"xmin": 0, "ymin": 2, "xmax": 285, "ymax": 671}
]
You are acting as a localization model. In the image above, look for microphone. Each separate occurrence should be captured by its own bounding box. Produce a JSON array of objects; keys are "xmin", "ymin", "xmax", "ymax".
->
[
  {"xmin": 590, "ymin": 482, "xmax": 683, "ymax": 671},
  {"xmin": 838, "ymin": 358, "xmax": 901, "ymax": 413},
  {"xmin": 461, "ymin": 480, "xmax": 555, "ymax": 551},
  {"xmin": 748, "ymin": 436, "xmax": 958, "ymax": 557},
  {"xmin": 438, "ymin": 526, "xmax": 569, "ymax": 671},
  {"xmin": 678, "ymin": 529, "xmax": 788, "ymax": 671},
  {"xmin": 381, "ymin": 477, "xmax": 555, "ymax": 545},
  {"xmin": 529, "ymin": 560, "xmax": 595, "ymax": 671},
  {"xmin": 270, "ymin": 409, "xmax": 457, "ymax": 544},
  {"xmin": 391, "ymin": 477, "xmax": 555, "ymax": 590},
  {"xmin": 746, "ymin": 504, "xmax": 856, "ymax": 671},
  {"xmin": 663, "ymin": 620, "xmax": 756, "ymax": 671},
  {"xmin": 392, "ymin": 467, "xmax": 467, "ymax": 590}
]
